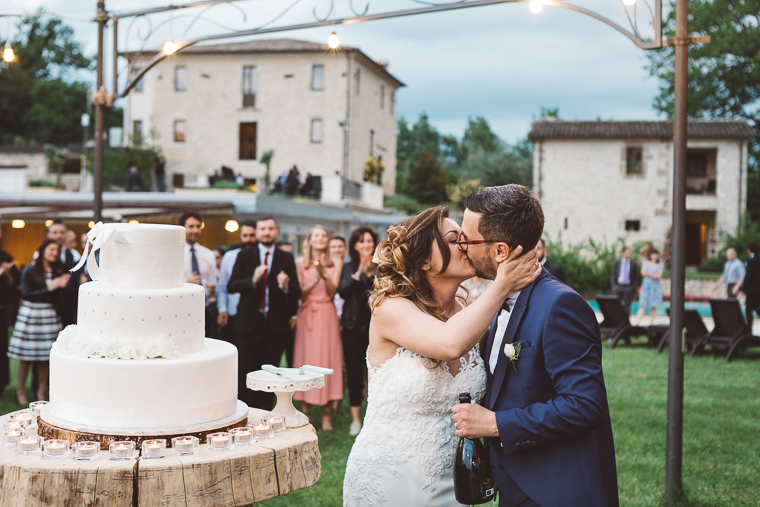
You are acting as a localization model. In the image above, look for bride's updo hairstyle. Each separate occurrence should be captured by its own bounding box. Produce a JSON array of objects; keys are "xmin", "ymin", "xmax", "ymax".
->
[{"xmin": 369, "ymin": 205, "xmax": 452, "ymax": 322}]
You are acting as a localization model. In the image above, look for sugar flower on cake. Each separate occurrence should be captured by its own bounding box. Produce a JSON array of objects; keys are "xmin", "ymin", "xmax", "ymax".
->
[{"xmin": 54, "ymin": 325, "xmax": 181, "ymax": 360}]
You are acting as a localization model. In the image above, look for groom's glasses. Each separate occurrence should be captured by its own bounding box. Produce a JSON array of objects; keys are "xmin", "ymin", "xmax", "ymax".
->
[{"xmin": 456, "ymin": 232, "xmax": 497, "ymax": 253}]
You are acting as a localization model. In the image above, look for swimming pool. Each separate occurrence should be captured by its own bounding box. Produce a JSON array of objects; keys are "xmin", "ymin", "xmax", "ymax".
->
[{"xmin": 584, "ymin": 300, "xmax": 736, "ymax": 317}]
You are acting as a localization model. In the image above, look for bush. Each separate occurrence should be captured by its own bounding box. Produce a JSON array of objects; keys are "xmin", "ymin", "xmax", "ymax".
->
[
  {"xmin": 211, "ymin": 181, "xmax": 245, "ymax": 190},
  {"xmin": 696, "ymin": 256, "xmax": 725, "ymax": 273},
  {"xmin": 384, "ymin": 194, "xmax": 422, "ymax": 215},
  {"xmin": 28, "ymin": 179, "xmax": 57, "ymax": 188},
  {"xmin": 544, "ymin": 234, "xmax": 627, "ymax": 296},
  {"xmin": 721, "ymin": 212, "xmax": 760, "ymax": 261}
]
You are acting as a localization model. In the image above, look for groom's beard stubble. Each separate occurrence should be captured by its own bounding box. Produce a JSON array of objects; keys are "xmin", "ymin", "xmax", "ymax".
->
[{"xmin": 469, "ymin": 254, "xmax": 497, "ymax": 281}]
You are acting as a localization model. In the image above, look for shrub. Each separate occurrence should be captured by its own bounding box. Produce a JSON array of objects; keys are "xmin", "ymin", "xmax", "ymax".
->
[
  {"xmin": 544, "ymin": 234, "xmax": 627, "ymax": 297},
  {"xmin": 28, "ymin": 179, "xmax": 57, "ymax": 188},
  {"xmin": 211, "ymin": 181, "xmax": 246, "ymax": 190},
  {"xmin": 384, "ymin": 194, "xmax": 422, "ymax": 215},
  {"xmin": 696, "ymin": 256, "xmax": 725, "ymax": 273}
]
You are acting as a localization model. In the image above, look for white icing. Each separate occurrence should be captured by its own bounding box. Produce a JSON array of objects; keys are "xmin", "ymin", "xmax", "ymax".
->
[
  {"xmin": 49, "ymin": 339, "xmax": 238, "ymax": 429},
  {"xmin": 54, "ymin": 325, "xmax": 181, "ymax": 360},
  {"xmin": 76, "ymin": 282, "xmax": 205, "ymax": 355}
]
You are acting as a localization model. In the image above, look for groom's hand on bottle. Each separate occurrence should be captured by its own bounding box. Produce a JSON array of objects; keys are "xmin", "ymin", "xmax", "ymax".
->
[{"xmin": 452, "ymin": 403, "xmax": 499, "ymax": 439}]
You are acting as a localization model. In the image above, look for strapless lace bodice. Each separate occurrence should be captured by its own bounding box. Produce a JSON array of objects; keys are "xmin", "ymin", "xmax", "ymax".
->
[{"xmin": 343, "ymin": 346, "xmax": 486, "ymax": 507}]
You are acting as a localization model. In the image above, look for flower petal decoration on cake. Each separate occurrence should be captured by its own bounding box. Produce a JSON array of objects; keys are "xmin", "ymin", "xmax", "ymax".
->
[{"xmin": 54, "ymin": 325, "xmax": 181, "ymax": 360}]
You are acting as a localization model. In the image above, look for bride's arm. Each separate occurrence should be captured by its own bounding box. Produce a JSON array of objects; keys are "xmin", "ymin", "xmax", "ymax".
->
[{"xmin": 371, "ymin": 247, "xmax": 540, "ymax": 362}]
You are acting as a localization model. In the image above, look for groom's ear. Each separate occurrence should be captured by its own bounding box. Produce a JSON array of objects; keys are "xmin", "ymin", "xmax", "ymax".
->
[{"xmin": 493, "ymin": 242, "xmax": 511, "ymax": 263}]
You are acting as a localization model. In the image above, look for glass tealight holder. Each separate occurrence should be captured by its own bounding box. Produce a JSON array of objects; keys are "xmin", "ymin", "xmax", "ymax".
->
[
  {"xmin": 266, "ymin": 414, "xmax": 285, "ymax": 433},
  {"xmin": 229, "ymin": 427, "xmax": 254, "ymax": 446},
  {"xmin": 43, "ymin": 439, "xmax": 70, "ymax": 459},
  {"xmin": 250, "ymin": 421, "xmax": 274, "ymax": 440},
  {"xmin": 72, "ymin": 441, "xmax": 101, "ymax": 461},
  {"xmin": 207, "ymin": 432, "xmax": 234, "ymax": 451},
  {"xmin": 109, "ymin": 441, "xmax": 136, "ymax": 460},
  {"xmin": 171, "ymin": 436, "xmax": 200, "ymax": 455},
  {"xmin": 29, "ymin": 401, "xmax": 48, "ymax": 416},
  {"xmin": 16, "ymin": 435, "xmax": 43, "ymax": 455},
  {"xmin": 141, "ymin": 439, "xmax": 166, "ymax": 459},
  {"xmin": 2, "ymin": 427, "xmax": 24, "ymax": 447},
  {"xmin": 12, "ymin": 411, "xmax": 35, "ymax": 429}
]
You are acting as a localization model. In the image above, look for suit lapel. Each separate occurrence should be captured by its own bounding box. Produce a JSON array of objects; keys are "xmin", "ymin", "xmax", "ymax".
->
[{"xmin": 487, "ymin": 269, "xmax": 549, "ymax": 410}]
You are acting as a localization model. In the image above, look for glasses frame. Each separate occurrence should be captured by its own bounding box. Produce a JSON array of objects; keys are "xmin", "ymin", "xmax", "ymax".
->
[{"xmin": 456, "ymin": 232, "xmax": 498, "ymax": 253}]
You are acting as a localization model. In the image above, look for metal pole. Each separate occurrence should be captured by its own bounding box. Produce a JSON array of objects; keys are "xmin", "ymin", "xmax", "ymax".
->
[
  {"xmin": 93, "ymin": 1, "xmax": 105, "ymax": 223},
  {"xmin": 665, "ymin": 0, "xmax": 688, "ymax": 504}
]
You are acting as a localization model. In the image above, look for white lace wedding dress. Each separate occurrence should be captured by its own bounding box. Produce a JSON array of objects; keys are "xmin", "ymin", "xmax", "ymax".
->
[{"xmin": 343, "ymin": 345, "xmax": 487, "ymax": 507}]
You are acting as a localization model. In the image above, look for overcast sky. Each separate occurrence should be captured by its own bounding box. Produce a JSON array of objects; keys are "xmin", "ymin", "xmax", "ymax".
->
[{"xmin": 4, "ymin": 0, "xmax": 665, "ymax": 142}]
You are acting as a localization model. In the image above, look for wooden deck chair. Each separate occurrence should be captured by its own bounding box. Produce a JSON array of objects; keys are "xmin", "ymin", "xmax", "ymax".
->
[
  {"xmin": 596, "ymin": 295, "xmax": 650, "ymax": 349},
  {"xmin": 696, "ymin": 299, "xmax": 760, "ymax": 362},
  {"xmin": 656, "ymin": 309, "xmax": 711, "ymax": 356}
]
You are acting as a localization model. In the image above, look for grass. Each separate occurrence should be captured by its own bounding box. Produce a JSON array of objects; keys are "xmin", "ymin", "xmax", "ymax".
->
[{"xmin": 3, "ymin": 341, "xmax": 758, "ymax": 506}]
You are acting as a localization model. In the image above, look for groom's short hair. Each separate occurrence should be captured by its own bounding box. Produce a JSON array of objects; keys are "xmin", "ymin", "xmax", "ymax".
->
[{"xmin": 464, "ymin": 184, "xmax": 544, "ymax": 253}]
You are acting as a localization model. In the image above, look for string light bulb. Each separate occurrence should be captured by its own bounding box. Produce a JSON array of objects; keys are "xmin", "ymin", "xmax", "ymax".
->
[
  {"xmin": 622, "ymin": 0, "xmax": 637, "ymax": 5},
  {"xmin": 162, "ymin": 41, "xmax": 179, "ymax": 55},
  {"xmin": 327, "ymin": 32, "xmax": 340, "ymax": 50},
  {"xmin": 2, "ymin": 42, "xmax": 14, "ymax": 63},
  {"xmin": 529, "ymin": 0, "xmax": 543, "ymax": 13},
  {"xmin": 225, "ymin": 220, "xmax": 239, "ymax": 233}
]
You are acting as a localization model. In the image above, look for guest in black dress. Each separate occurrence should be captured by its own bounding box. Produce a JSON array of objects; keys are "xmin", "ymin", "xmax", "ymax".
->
[
  {"xmin": 0, "ymin": 246, "xmax": 20, "ymax": 396},
  {"xmin": 337, "ymin": 227, "xmax": 378, "ymax": 436},
  {"xmin": 9, "ymin": 240, "xmax": 70, "ymax": 404}
]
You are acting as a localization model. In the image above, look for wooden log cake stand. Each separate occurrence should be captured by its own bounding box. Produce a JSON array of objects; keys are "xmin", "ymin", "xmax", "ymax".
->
[{"xmin": 0, "ymin": 409, "xmax": 321, "ymax": 506}]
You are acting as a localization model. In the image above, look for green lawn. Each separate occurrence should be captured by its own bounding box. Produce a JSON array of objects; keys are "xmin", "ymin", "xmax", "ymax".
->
[{"xmin": 3, "ymin": 341, "xmax": 758, "ymax": 507}]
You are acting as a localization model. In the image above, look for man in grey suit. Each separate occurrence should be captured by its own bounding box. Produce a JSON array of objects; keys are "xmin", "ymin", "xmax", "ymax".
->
[{"xmin": 612, "ymin": 246, "xmax": 640, "ymax": 316}]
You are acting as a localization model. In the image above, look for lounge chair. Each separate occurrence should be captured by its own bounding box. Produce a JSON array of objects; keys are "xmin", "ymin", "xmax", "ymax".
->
[
  {"xmin": 693, "ymin": 299, "xmax": 760, "ymax": 362},
  {"xmin": 655, "ymin": 309, "xmax": 710, "ymax": 356},
  {"xmin": 596, "ymin": 295, "xmax": 650, "ymax": 349}
]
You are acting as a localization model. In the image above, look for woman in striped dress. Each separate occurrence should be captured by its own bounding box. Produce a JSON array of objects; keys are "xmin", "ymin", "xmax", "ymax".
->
[{"xmin": 9, "ymin": 239, "xmax": 70, "ymax": 404}]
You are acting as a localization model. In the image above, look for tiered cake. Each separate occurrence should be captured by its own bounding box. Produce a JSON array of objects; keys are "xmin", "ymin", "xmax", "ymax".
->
[{"xmin": 48, "ymin": 223, "xmax": 239, "ymax": 430}]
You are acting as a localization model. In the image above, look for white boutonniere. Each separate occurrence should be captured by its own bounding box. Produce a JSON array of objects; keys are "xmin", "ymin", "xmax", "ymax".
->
[{"xmin": 503, "ymin": 342, "xmax": 522, "ymax": 375}]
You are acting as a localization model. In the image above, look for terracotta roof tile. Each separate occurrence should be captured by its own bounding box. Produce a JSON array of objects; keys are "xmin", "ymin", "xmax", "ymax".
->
[{"xmin": 530, "ymin": 119, "xmax": 755, "ymax": 140}]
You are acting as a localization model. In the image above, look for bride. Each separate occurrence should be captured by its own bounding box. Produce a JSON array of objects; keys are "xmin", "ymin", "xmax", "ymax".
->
[{"xmin": 343, "ymin": 205, "xmax": 540, "ymax": 507}]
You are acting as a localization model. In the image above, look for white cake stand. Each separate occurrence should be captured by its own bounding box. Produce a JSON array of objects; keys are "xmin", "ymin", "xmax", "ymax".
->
[{"xmin": 246, "ymin": 370, "xmax": 325, "ymax": 428}]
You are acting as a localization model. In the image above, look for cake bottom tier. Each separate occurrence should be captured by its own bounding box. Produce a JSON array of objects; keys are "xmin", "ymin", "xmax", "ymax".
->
[{"xmin": 49, "ymin": 338, "xmax": 238, "ymax": 430}]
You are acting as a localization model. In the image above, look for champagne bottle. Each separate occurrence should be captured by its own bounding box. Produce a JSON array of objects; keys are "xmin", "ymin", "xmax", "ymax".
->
[{"xmin": 454, "ymin": 392, "xmax": 496, "ymax": 505}]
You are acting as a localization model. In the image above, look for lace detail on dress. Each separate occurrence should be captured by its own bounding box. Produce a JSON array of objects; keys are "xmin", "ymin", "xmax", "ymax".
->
[{"xmin": 344, "ymin": 345, "xmax": 486, "ymax": 506}]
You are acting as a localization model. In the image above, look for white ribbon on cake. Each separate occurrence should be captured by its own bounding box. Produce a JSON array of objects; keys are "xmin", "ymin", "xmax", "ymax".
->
[
  {"xmin": 70, "ymin": 221, "xmax": 110, "ymax": 280},
  {"xmin": 54, "ymin": 325, "xmax": 181, "ymax": 360}
]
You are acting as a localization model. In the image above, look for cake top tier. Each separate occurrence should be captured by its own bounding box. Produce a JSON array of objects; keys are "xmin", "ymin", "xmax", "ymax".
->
[{"xmin": 75, "ymin": 222, "xmax": 187, "ymax": 289}]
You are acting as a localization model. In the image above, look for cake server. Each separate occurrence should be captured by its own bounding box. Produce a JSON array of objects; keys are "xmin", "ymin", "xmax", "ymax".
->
[{"xmin": 262, "ymin": 365, "xmax": 334, "ymax": 376}]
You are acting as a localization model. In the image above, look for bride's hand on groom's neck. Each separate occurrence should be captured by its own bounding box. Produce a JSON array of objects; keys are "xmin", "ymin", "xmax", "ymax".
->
[{"xmin": 493, "ymin": 245, "xmax": 542, "ymax": 294}]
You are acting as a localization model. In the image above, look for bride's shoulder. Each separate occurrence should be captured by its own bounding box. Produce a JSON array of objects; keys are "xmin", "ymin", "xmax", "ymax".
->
[{"xmin": 373, "ymin": 296, "xmax": 416, "ymax": 315}]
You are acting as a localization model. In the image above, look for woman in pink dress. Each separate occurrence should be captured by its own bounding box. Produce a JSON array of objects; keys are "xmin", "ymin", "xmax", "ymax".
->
[{"xmin": 293, "ymin": 225, "xmax": 344, "ymax": 430}]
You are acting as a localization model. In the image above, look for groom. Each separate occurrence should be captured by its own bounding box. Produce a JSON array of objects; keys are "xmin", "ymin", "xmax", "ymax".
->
[{"xmin": 452, "ymin": 185, "xmax": 618, "ymax": 507}]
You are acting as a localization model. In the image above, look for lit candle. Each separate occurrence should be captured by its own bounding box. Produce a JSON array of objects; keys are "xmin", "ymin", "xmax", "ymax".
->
[
  {"xmin": 172, "ymin": 436, "xmax": 199, "ymax": 454},
  {"xmin": 29, "ymin": 401, "xmax": 48, "ymax": 416},
  {"xmin": 207, "ymin": 432, "xmax": 233, "ymax": 451},
  {"xmin": 2, "ymin": 429, "xmax": 22, "ymax": 447},
  {"xmin": 13, "ymin": 413, "xmax": 34, "ymax": 428},
  {"xmin": 110, "ymin": 442, "xmax": 134, "ymax": 459},
  {"xmin": 44, "ymin": 440, "xmax": 68, "ymax": 457},
  {"xmin": 141, "ymin": 439, "xmax": 166, "ymax": 459},
  {"xmin": 16, "ymin": 436, "xmax": 42, "ymax": 453},
  {"xmin": 230, "ymin": 427, "xmax": 253, "ymax": 445},
  {"xmin": 267, "ymin": 415, "xmax": 285, "ymax": 433},
  {"xmin": 252, "ymin": 422, "xmax": 273, "ymax": 440},
  {"xmin": 74, "ymin": 442, "xmax": 100, "ymax": 459}
]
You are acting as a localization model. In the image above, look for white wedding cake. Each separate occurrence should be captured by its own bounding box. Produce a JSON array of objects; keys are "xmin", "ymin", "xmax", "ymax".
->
[{"xmin": 48, "ymin": 223, "xmax": 239, "ymax": 430}]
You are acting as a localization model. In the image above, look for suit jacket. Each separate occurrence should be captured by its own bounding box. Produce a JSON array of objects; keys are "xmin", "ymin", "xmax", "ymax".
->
[
  {"xmin": 612, "ymin": 258, "xmax": 640, "ymax": 288},
  {"xmin": 485, "ymin": 269, "xmax": 619, "ymax": 507},
  {"xmin": 742, "ymin": 255, "xmax": 760, "ymax": 297},
  {"xmin": 227, "ymin": 247, "xmax": 301, "ymax": 335},
  {"xmin": 543, "ymin": 260, "xmax": 565, "ymax": 284},
  {"xmin": 20, "ymin": 265, "xmax": 67, "ymax": 305}
]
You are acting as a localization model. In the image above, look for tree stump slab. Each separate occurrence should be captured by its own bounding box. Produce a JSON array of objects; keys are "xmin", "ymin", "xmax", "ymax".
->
[{"xmin": 0, "ymin": 409, "xmax": 321, "ymax": 506}]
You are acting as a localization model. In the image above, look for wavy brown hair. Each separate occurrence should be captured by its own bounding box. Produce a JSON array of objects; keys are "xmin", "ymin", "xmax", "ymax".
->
[
  {"xmin": 369, "ymin": 205, "xmax": 453, "ymax": 323},
  {"xmin": 303, "ymin": 225, "xmax": 334, "ymax": 268}
]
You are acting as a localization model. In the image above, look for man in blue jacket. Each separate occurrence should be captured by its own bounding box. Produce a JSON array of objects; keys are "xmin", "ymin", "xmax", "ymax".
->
[{"xmin": 453, "ymin": 184, "xmax": 619, "ymax": 507}]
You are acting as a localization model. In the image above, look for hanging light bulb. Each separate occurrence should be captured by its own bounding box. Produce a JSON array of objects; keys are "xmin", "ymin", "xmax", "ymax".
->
[
  {"xmin": 529, "ymin": 0, "xmax": 543, "ymax": 13},
  {"xmin": 327, "ymin": 32, "xmax": 340, "ymax": 50},
  {"xmin": 622, "ymin": 0, "xmax": 637, "ymax": 5},
  {"xmin": 2, "ymin": 42, "xmax": 14, "ymax": 63},
  {"xmin": 162, "ymin": 41, "xmax": 179, "ymax": 55}
]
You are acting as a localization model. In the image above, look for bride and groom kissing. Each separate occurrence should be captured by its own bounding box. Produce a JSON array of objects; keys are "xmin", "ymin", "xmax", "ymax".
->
[{"xmin": 343, "ymin": 184, "xmax": 618, "ymax": 507}]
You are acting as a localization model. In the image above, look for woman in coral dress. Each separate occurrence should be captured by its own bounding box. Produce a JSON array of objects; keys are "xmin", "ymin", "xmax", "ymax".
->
[{"xmin": 293, "ymin": 225, "xmax": 344, "ymax": 430}]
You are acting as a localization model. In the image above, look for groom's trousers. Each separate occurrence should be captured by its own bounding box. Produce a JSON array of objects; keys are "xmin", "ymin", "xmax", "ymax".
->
[{"xmin": 497, "ymin": 468, "xmax": 539, "ymax": 507}]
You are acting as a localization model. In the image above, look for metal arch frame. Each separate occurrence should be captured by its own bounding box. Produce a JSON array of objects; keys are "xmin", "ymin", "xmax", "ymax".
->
[{"xmin": 116, "ymin": 0, "xmax": 663, "ymax": 98}]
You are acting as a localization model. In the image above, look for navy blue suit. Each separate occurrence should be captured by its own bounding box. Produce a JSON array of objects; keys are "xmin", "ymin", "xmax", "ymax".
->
[{"xmin": 485, "ymin": 269, "xmax": 619, "ymax": 507}]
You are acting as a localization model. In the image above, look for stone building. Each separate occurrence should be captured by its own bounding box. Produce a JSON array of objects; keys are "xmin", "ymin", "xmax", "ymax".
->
[
  {"xmin": 530, "ymin": 119, "xmax": 754, "ymax": 265},
  {"xmin": 123, "ymin": 39, "xmax": 404, "ymax": 205}
]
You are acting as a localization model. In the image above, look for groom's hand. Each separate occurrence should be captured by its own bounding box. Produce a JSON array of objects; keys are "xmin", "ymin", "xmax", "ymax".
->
[{"xmin": 452, "ymin": 403, "xmax": 499, "ymax": 439}]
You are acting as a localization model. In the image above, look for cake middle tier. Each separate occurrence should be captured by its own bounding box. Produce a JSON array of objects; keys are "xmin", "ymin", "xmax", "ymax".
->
[{"xmin": 77, "ymin": 281, "xmax": 206, "ymax": 354}]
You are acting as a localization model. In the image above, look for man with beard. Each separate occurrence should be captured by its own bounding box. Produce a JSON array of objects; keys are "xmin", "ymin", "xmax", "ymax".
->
[
  {"xmin": 228, "ymin": 217, "xmax": 301, "ymax": 409},
  {"xmin": 216, "ymin": 220, "xmax": 257, "ymax": 344}
]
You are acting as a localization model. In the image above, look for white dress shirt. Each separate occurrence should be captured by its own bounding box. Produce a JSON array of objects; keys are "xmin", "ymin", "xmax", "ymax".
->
[
  {"xmin": 258, "ymin": 243, "xmax": 276, "ymax": 313},
  {"xmin": 617, "ymin": 258, "xmax": 631, "ymax": 285},
  {"xmin": 489, "ymin": 290, "xmax": 522, "ymax": 375},
  {"xmin": 216, "ymin": 248, "xmax": 241, "ymax": 316},
  {"xmin": 184, "ymin": 242, "xmax": 216, "ymax": 305}
]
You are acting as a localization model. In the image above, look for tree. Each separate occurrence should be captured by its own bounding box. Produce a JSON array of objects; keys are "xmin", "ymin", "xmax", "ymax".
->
[
  {"xmin": 408, "ymin": 150, "xmax": 448, "ymax": 204},
  {"xmin": 461, "ymin": 116, "xmax": 500, "ymax": 160},
  {"xmin": 461, "ymin": 141, "xmax": 533, "ymax": 189},
  {"xmin": 396, "ymin": 113, "xmax": 444, "ymax": 193},
  {"xmin": 647, "ymin": 0, "xmax": 760, "ymax": 222},
  {"xmin": 24, "ymin": 79, "xmax": 89, "ymax": 143}
]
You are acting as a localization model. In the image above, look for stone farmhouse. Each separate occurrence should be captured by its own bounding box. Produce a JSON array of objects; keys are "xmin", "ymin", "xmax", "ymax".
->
[
  {"xmin": 530, "ymin": 119, "xmax": 754, "ymax": 265},
  {"xmin": 123, "ymin": 39, "xmax": 404, "ymax": 208}
]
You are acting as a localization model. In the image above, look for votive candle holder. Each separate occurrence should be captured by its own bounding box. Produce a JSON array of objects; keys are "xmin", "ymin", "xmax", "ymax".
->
[
  {"xmin": 171, "ymin": 436, "xmax": 200, "ymax": 455},
  {"xmin": 141, "ymin": 439, "xmax": 166, "ymax": 459},
  {"xmin": 207, "ymin": 432, "xmax": 233, "ymax": 451},
  {"xmin": 12, "ymin": 412, "xmax": 35, "ymax": 429},
  {"xmin": 266, "ymin": 414, "xmax": 285, "ymax": 433},
  {"xmin": 29, "ymin": 401, "xmax": 48, "ymax": 416},
  {"xmin": 16, "ymin": 435, "xmax": 43, "ymax": 455},
  {"xmin": 109, "ymin": 441, "xmax": 136, "ymax": 460},
  {"xmin": 2, "ymin": 427, "xmax": 24, "ymax": 447},
  {"xmin": 43, "ymin": 439, "xmax": 70, "ymax": 459},
  {"xmin": 250, "ymin": 421, "xmax": 274, "ymax": 440},
  {"xmin": 229, "ymin": 427, "xmax": 254, "ymax": 446},
  {"xmin": 72, "ymin": 441, "xmax": 100, "ymax": 461}
]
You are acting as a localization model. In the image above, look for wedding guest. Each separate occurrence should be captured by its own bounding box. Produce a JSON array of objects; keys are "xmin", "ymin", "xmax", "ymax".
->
[
  {"xmin": 713, "ymin": 248, "xmax": 745, "ymax": 299},
  {"xmin": 34, "ymin": 220, "xmax": 81, "ymax": 326},
  {"xmin": 537, "ymin": 238, "xmax": 565, "ymax": 283},
  {"xmin": 276, "ymin": 241, "xmax": 298, "ymax": 366},
  {"xmin": 277, "ymin": 241, "xmax": 293, "ymax": 254},
  {"xmin": 180, "ymin": 212, "xmax": 218, "ymax": 338},
  {"xmin": 64, "ymin": 230, "xmax": 81, "ymax": 263},
  {"xmin": 635, "ymin": 249, "xmax": 664, "ymax": 327},
  {"xmin": 293, "ymin": 225, "xmax": 344, "ymax": 431},
  {"xmin": 741, "ymin": 242, "xmax": 760, "ymax": 329},
  {"xmin": 0, "ymin": 241, "xmax": 20, "ymax": 396},
  {"xmin": 330, "ymin": 236, "xmax": 347, "ymax": 319},
  {"xmin": 228, "ymin": 217, "xmax": 300, "ymax": 409},
  {"xmin": 612, "ymin": 246, "xmax": 640, "ymax": 315},
  {"xmin": 217, "ymin": 221, "xmax": 257, "ymax": 345},
  {"xmin": 338, "ymin": 227, "xmax": 377, "ymax": 436},
  {"xmin": 9, "ymin": 240, "xmax": 70, "ymax": 404}
]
